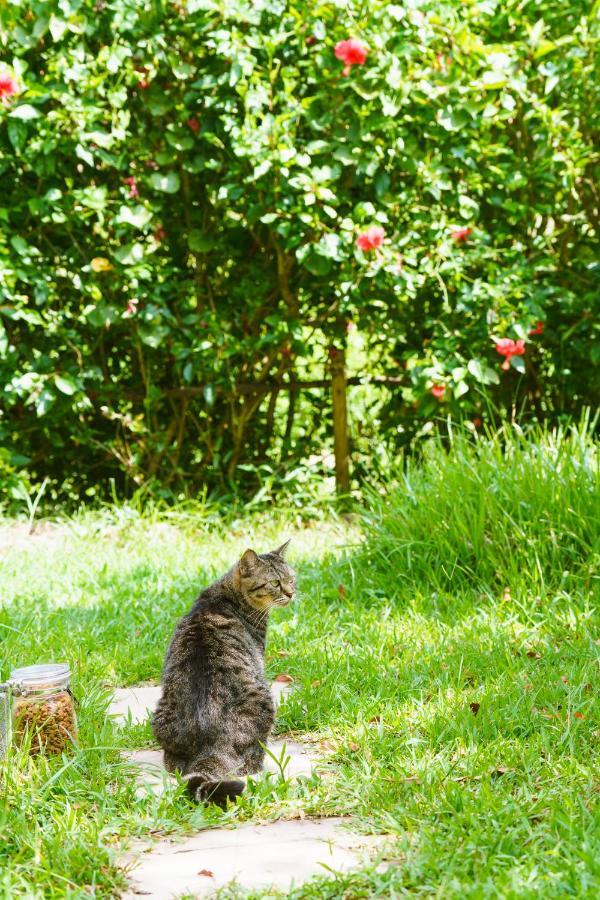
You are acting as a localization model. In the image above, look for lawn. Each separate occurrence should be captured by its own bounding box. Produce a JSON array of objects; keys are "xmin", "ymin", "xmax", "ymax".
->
[{"xmin": 0, "ymin": 426, "xmax": 598, "ymax": 898}]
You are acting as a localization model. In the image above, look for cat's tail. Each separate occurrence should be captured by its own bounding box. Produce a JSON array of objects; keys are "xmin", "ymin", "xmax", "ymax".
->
[{"xmin": 185, "ymin": 773, "xmax": 245, "ymax": 808}]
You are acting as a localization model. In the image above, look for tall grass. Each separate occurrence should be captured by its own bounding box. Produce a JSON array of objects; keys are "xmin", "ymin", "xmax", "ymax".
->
[{"xmin": 360, "ymin": 421, "xmax": 599, "ymax": 596}]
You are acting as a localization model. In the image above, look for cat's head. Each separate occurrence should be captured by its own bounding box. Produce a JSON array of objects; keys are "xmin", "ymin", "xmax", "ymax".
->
[{"xmin": 237, "ymin": 541, "xmax": 296, "ymax": 611}]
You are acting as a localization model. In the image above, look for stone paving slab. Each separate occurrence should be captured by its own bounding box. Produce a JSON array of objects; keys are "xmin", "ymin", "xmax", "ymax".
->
[{"xmin": 123, "ymin": 817, "xmax": 383, "ymax": 899}]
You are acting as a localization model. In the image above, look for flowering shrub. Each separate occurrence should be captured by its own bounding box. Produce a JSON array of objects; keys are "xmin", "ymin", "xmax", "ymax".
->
[{"xmin": 0, "ymin": 0, "xmax": 598, "ymax": 497}]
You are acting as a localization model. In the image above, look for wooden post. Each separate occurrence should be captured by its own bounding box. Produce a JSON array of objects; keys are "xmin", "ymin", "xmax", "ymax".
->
[{"xmin": 330, "ymin": 347, "xmax": 350, "ymax": 493}]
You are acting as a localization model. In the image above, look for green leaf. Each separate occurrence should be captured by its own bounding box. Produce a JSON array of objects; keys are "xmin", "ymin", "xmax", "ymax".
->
[
  {"xmin": 9, "ymin": 104, "xmax": 41, "ymax": 120},
  {"xmin": 49, "ymin": 15, "xmax": 68, "ymax": 42},
  {"xmin": 510, "ymin": 356, "xmax": 526, "ymax": 373},
  {"xmin": 114, "ymin": 243, "xmax": 144, "ymax": 265},
  {"xmin": 35, "ymin": 388, "xmax": 55, "ymax": 416},
  {"xmin": 302, "ymin": 252, "xmax": 331, "ymax": 276},
  {"xmin": 118, "ymin": 205, "xmax": 153, "ymax": 229},
  {"xmin": 54, "ymin": 374, "xmax": 78, "ymax": 395},
  {"xmin": 188, "ymin": 231, "xmax": 215, "ymax": 252},
  {"xmin": 138, "ymin": 323, "xmax": 170, "ymax": 348},
  {"xmin": 468, "ymin": 359, "xmax": 500, "ymax": 385},
  {"xmin": 149, "ymin": 172, "xmax": 181, "ymax": 194}
]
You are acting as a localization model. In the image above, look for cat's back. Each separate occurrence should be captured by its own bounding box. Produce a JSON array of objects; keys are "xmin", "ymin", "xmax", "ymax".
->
[{"xmin": 165, "ymin": 586, "xmax": 259, "ymax": 671}]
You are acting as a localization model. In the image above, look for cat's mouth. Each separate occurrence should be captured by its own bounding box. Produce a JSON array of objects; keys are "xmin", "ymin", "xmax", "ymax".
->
[{"xmin": 274, "ymin": 594, "xmax": 294, "ymax": 607}]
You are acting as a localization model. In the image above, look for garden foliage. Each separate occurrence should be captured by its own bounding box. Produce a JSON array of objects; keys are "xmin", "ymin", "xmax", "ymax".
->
[{"xmin": 0, "ymin": 0, "xmax": 598, "ymax": 497}]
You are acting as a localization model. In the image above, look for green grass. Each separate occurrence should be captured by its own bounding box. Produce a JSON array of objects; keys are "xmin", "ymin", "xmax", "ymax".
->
[{"xmin": 1, "ymin": 425, "xmax": 598, "ymax": 898}]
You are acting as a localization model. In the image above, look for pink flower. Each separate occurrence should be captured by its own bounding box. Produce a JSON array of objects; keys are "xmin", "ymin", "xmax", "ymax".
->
[
  {"xmin": 126, "ymin": 298, "xmax": 139, "ymax": 315},
  {"xmin": 334, "ymin": 39, "xmax": 368, "ymax": 76},
  {"xmin": 0, "ymin": 72, "xmax": 18, "ymax": 103},
  {"xmin": 123, "ymin": 176, "xmax": 139, "ymax": 198},
  {"xmin": 187, "ymin": 117, "xmax": 200, "ymax": 133},
  {"xmin": 529, "ymin": 321, "xmax": 544, "ymax": 336},
  {"xmin": 495, "ymin": 338, "xmax": 525, "ymax": 371},
  {"xmin": 431, "ymin": 384, "xmax": 445, "ymax": 400},
  {"xmin": 356, "ymin": 225, "xmax": 385, "ymax": 252},
  {"xmin": 451, "ymin": 227, "xmax": 472, "ymax": 243}
]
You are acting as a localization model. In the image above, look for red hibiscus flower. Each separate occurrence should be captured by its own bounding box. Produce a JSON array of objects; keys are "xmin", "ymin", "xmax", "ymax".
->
[
  {"xmin": 495, "ymin": 338, "xmax": 525, "ymax": 371},
  {"xmin": 153, "ymin": 225, "xmax": 166, "ymax": 242},
  {"xmin": 334, "ymin": 39, "xmax": 368, "ymax": 76},
  {"xmin": 123, "ymin": 176, "xmax": 139, "ymax": 198},
  {"xmin": 0, "ymin": 72, "xmax": 18, "ymax": 103},
  {"xmin": 529, "ymin": 321, "xmax": 544, "ymax": 336},
  {"xmin": 431, "ymin": 384, "xmax": 445, "ymax": 400},
  {"xmin": 356, "ymin": 225, "xmax": 385, "ymax": 252},
  {"xmin": 187, "ymin": 117, "xmax": 200, "ymax": 133},
  {"xmin": 451, "ymin": 227, "xmax": 472, "ymax": 243}
]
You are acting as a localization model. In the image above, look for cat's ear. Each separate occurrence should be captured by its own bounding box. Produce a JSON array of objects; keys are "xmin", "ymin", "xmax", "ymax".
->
[
  {"xmin": 273, "ymin": 539, "xmax": 290, "ymax": 558},
  {"xmin": 239, "ymin": 548, "xmax": 260, "ymax": 575}
]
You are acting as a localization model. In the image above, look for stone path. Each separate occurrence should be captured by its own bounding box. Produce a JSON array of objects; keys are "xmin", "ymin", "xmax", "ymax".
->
[
  {"xmin": 110, "ymin": 684, "xmax": 386, "ymax": 897},
  {"xmin": 123, "ymin": 818, "xmax": 383, "ymax": 899}
]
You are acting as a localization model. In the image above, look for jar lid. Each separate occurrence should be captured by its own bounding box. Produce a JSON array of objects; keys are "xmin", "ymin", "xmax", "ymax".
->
[{"xmin": 10, "ymin": 663, "xmax": 70, "ymax": 689}]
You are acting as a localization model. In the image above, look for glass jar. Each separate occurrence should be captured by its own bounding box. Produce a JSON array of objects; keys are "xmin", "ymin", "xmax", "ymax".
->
[{"xmin": 0, "ymin": 663, "xmax": 77, "ymax": 757}]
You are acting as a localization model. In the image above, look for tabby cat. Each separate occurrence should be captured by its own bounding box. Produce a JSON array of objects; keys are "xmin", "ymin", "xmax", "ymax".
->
[{"xmin": 152, "ymin": 542, "xmax": 295, "ymax": 807}]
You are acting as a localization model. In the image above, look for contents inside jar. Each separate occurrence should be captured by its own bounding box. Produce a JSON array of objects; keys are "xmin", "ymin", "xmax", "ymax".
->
[{"xmin": 13, "ymin": 690, "xmax": 77, "ymax": 755}]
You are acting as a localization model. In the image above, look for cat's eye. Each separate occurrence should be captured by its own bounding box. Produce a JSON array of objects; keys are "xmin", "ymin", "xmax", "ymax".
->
[{"xmin": 269, "ymin": 579, "xmax": 280, "ymax": 587}]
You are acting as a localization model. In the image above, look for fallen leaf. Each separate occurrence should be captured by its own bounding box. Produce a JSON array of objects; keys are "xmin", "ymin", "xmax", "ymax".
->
[
  {"xmin": 502, "ymin": 587, "xmax": 511, "ymax": 602},
  {"xmin": 402, "ymin": 775, "xmax": 421, "ymax": 784},
  {"xmin": 574, "ymin": 712, "xmax": 585, "ymax": 719},
  {"xmin": 523, "ymin": 683, "xmax": 533, "ymax": 692},
  {"xmin": 276, "ymin": 650, "xmax": 290, "ymax": 658},
  {"xmin": 198, "ymin": 869, "xmax": 214, "ymax": 878},
  {"xmin": 311, "ymin": 679, "xmax": 321, "ymax": 688},
  {"xmin": 318, "ymin": 739, "xmax": 338, "ymax": 752},
  {"xmin": 526, "ymin": 650, "xmax": 541, "ymax": 659},
  {"xmin": 274, "ymin": 674, "xmax": 294, "ymax": 684},
  {"xmin": 561, "ymin": 675, "xmax": 569, "ymax": 684},
  {"xmin": 368, "ymin": 715, "xmax": 382, "ymax": 724},
  {"xmin": 348, "ymin": 742, "xmax": 359, "ymax": 752},
  {"xmin": 490, "ymin": 766, "xmax": 512, "ymax": 778},
  {"xmin": 469, "ymin": 702, "xmax": 481, "ymax": 716},
  {"xmin": 338, "ymin": 583, "xmax": 346, "ymax": 599},
  {"xmin": 583, "ymin": 683, "xmax": 593, "ymax": 693}
]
